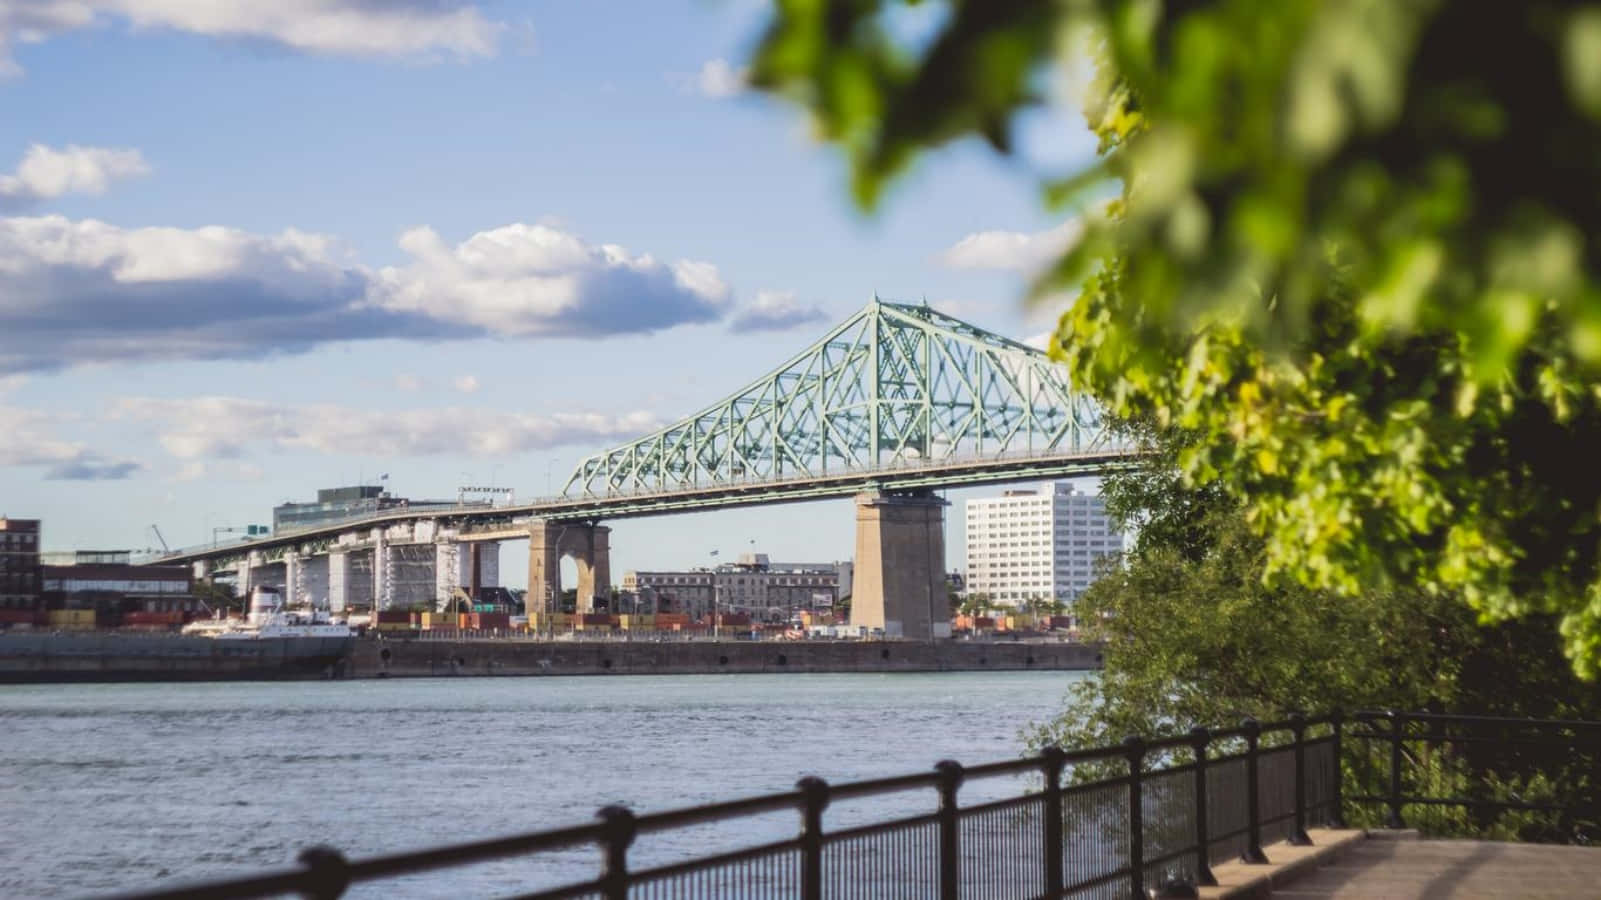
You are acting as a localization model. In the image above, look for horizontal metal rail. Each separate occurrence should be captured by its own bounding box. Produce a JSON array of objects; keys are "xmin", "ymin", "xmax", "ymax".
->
[
  {"xmin": 102, "ymin": 710, "xmax": 1599, "ymax": 899},
  {"xmin": 1348, "ymin": 710, "xmax": 1601, "ymax": 833},
  {"xmin": 104, "ymin": 714, "xmax": 1343, "ymax": 900}
]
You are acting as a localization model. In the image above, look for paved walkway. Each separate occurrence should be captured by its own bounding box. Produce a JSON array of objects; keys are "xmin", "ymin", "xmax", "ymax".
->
[{"xmin": 1275, "ymin": 833, "xmax": 1601, "ymax": 899}]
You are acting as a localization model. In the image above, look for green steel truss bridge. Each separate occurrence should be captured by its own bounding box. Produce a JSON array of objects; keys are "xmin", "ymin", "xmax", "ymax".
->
[
  {"xmin": 154, "ymin": 299, "xmax": 1134, "ymax": 569},
  {"xmin": 565, "ymin": 299, "xmax": 1117, "ymax": 496}
]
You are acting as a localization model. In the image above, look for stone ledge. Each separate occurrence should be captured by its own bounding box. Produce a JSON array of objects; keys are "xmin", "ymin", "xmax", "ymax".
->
[{"xmin": 1199, "ymin": 828, "xmax": 1368, "ymax": 899}]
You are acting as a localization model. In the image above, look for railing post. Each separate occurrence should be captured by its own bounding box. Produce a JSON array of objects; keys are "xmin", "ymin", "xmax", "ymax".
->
[
  {"xmin": 1041, "ymin": 746, "xmax": 1065, "ymax": 897},
  {"xmin": 1386, "ymin": 710, "xmax": 1407, "ymax": 829},
  {"xmin": 296, "ymin": 846, "xmax": 350, "ymax": 900},
  {"xmin": 596, "ymin": 805, "xmax": 637, "ymax": 900},
  {"xmin": 797, "ymin": 775, "xmax": 830, "ymax": 900},
  {"xmin": 1290, "ymin": 712, "xmax": 1313, "ymax": 845},
  {"xmin": 1329, "ymin": 709, "xmax": 1347, "ymax": 828},
  {"xmin": 1241, "ymin": 718, "xmax": 1269, "ymax": 864},
  {"xmin": 1124, "ymin": 735, "xmax": 1146, "ymax": 899},
  {"xmin": 1190, "ymin": 726, "xmax": 1218, "ymax": 887},
  {"xmin": 935, "ymin": 759, "xmax": 964, "ymax": 900}
]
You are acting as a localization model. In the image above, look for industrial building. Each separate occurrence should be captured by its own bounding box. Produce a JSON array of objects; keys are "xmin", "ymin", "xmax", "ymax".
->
[
  {"xmin": 273, "ymin": 484, "xmax": 488, "ymax": 533},
  {"xmin": 40, "ymin": 550, "xmax": 196, "ymax": 617},
  {"xmin": 964, "ymin": 482, "xmax": 1124, "ymax": 606},
  {"xmin": 622, "ymin": 554, "xmax": 849, "ymax": 621}
]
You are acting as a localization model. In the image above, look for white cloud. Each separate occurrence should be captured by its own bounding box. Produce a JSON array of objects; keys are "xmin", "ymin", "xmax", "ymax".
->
[
  {"xmin": 0, "ymin": 404, "xmax": 141, "ymax": 479},
  {"xmin": 372, "ymin": 223, "xmax": 729, "ymax": 338},
  {"xmin": 939, "ymin": 220, "xmax": 1082, "ymax": 274},
  {"xmin": 693, "ymin": 58, "xmax": 746, "ymax": 98},
  {"xmin": 173, "ymin": 460, "xmax": 263, "ymax": 482},
  {"xmin": 0, "ymin": 1, "xmax": 504, "ymax": 76},
  {"xmin": 452, "ymin": 374, "xmax": 479, "ymax": 394},
  {"xmin": 728, "ymin": 290, "xmax": 828, "ymax": 333},
  {"xmin": 113, "ymin": 396, "xmax": 662, "ymax": 460},
  {"xmin": 1022, "ymin": 331, "xmax": 1052, "ymax": 351},
  {"xmin": 392, "ymin": 374, "xmax": 422, "ymax": 392},
  {"xmin": 0, "ymin": 215, "xmax": 732, "ymax": 373},
  {"xmin": 0, "ymin": 144, "xmax": 150, "ymax": 209}
]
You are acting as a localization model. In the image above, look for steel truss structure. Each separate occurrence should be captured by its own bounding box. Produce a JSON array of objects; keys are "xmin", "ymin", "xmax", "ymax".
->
[{"xmin": 565, "ymin": 299, "xmax": 1111, "ymax": 497}]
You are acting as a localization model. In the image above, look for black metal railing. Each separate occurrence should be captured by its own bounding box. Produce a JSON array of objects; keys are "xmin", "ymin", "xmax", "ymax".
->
[
  {"xmin": 1347, "ymin": 711, "xmax": 1601, "ymax": 842},
  {"xmin": 104, "ymin": 713, "xmax": 1345, "ymax": 900}
]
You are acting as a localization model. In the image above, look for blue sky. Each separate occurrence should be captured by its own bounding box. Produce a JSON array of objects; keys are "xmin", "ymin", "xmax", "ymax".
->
[{"xmin": 0, "ymin": 0, "xmax": 1098, "ymax": 585}]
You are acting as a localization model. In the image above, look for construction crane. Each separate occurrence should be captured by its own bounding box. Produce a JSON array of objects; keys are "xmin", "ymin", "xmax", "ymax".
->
[{"xmin": 149, "ymin": 524, "xmax": 171, "ymax": 554}]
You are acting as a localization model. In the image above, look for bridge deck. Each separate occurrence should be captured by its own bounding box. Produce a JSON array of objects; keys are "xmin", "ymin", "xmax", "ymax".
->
[{"xmin": 1274, "ymin": 832, "xmax": 1601, "ymax": 898}]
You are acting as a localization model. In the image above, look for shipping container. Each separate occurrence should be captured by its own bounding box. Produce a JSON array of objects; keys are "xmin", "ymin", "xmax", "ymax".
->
[
  {"xmin": 377, "ymin": 610, "xmax": 411, "ymax": 624},
  {"xmin": 419, "ymin": 612, "xmax": 456, "ymax": 629},
  {"xmin": 122, "ymin": 611, "xmax": 183, "ymax": 626},
  {"xmin": 48, "ymin": 609, "xmax": 96, "ymax": 626}
]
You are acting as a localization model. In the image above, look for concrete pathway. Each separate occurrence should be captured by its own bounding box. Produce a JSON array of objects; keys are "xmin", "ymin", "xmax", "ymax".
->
[{"xmin": 1274, "ymin": 832, "xmax": 1601, "ymax": 899}]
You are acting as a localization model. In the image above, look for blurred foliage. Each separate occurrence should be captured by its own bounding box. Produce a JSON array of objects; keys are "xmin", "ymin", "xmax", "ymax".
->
[
  {"xmin": 751, "ymin": 1, "xmax": 1601, "ymax": 677},
  {"xmin": 1021, "ymin": 424, "xmax": 1600, "ymax": 838}
]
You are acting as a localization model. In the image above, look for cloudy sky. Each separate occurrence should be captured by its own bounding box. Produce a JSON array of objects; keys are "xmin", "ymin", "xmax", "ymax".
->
[{"xmin": 0, "ymin": 0, "xmax": 1097, "ymax": 583}]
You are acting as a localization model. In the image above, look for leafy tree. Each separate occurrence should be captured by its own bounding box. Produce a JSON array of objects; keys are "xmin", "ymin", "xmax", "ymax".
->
[
  {"xmin": 750, "ymin": 1, "xmax": 1601, "ymax": 677},
  {"xmin": 1022, "ymin": 426, "xmax": 1601, "ymax": 838},
  {"xmin": 958, "ymin": 592, "xmax": 994, "ymax": 619},
  {"xmin": 192, "ymin": 580, "xmax": 239, "ymax": 614}
]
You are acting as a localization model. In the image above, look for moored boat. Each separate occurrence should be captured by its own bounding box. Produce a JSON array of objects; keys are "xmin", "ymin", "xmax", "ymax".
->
[{"xmin": 182, "ymin": 586, "xmax": 352, "ymax": 639}]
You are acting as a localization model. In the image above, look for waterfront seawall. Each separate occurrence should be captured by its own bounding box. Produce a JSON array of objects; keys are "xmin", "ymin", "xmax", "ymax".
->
[
  {"xmin": 352, "ymin": 638, "xmax": 1101, "ymax": 678},
  {"xmin": 0, "ymin": 633, "xmax": 1102, "ymax": 682},
  {"xmin": 0, "ymin": 633, "xmax": 354, "ymax": 683}
]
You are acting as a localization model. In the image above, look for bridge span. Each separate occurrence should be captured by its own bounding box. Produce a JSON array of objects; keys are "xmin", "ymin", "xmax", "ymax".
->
[{"xmin": 156, "ymin": 299, "xmax": 1137, "ymax": 637}]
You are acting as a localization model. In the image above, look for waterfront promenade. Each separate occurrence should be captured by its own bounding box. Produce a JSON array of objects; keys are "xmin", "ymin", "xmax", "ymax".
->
[{"xmin": 1215, "ymin": 831, "xmax": 1601, "ymax": 898}]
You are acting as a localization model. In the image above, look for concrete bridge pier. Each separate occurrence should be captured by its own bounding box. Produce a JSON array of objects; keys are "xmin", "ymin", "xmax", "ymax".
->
[
  {"xmin": 285, "ymin": 553, "xmax": 302, "ymax": 608},
  {"xmin": 372, "ymin": 528, "xmax": 391, "ymax": 611},
  {"xmin": 285, "ymin": 553, "xmax": 329, "ymax": 610},
  {"xmin": 526, "ymin": 520, "xmax": 612, "ymax": 617},
  {"xmin": 850, "ymin": 490, "xmax": 950, "ymax": 640},
  {"xmin": 327, "ymin": 550, "xmax": 349, "ymax": 612},
  {"xmin": 237, "ymin": 551, "xmax": 261, "ymax": 601}
]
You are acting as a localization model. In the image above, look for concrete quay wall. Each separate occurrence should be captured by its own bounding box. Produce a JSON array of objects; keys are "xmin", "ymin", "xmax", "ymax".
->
[
  {"xmin": 0, "ymin": 633, "xmax": 353, "ymax": 683},
  {"xmin": 350, "ymin": 638, "xmax": 1102, "ymax": 679}
]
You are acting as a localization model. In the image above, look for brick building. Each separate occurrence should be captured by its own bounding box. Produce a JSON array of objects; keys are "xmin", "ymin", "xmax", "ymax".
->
[{"xmin": 0, "ymin": 517, "xmax": 42, "ymax": 613}]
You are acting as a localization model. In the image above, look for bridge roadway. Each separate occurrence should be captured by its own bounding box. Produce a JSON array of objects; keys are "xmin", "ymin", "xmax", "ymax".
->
[{"xmin": 152, "ymin": 449, "xmax": 1134, "ymax": 569}]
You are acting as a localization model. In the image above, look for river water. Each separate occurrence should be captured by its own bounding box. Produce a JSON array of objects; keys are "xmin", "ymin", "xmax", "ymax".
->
[{"xmin": 0, "ymin": 670, "xmax": 1088, "ymax": 898}]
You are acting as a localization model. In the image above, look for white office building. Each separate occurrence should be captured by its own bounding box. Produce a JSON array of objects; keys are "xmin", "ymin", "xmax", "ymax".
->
[{"xmin": 964, "ymin": 483, "xmax": 1124, "ymax": 606}]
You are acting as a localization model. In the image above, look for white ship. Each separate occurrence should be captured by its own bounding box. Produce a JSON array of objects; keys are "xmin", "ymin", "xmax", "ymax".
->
[{"xmin": 182, "ymin": 586, "xmax": 352, "ymax": 639}]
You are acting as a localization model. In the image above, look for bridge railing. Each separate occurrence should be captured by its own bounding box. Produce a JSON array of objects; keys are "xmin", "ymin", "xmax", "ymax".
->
[
  {"xmin": 105, "ymin": 713, "xmax": 1343, "ymax": 900},
  {"xmin": 156, "ymin": 446, "xmax": 1135, "ymax": 562}
]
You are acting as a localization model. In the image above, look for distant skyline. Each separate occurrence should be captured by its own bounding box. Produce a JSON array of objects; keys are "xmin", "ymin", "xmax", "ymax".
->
[{"xmin": 0, "ymin": 1, "xmax": 1099, "ymax": 586}]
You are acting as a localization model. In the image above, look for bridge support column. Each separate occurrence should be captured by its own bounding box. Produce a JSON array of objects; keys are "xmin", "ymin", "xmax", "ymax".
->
[
  {"xmin": 285, "ymin": 553, "xmax": 302, "ymax": 608},
  {"xmin": 850, "ymin": 490, "xmax": 949, "ymax": 640},
  {"xmin": 526, "ymin": 520, "xmax": 612, "ymax": 617},
  {"xmin": 372, "ymin": 528, "xmax": 392, "ymax": 611},
  {"xmin": 328, "ymin": 551, "xmax": 349, "ymax": 613},
  {"xmin": 577, "ymin": 527, "xmax": 611, "ymax": 614},
  {"xmin": 435, "ymin": 541, "xmax": 461, "ymax": 609},
  {"xmin": 238, "ymin": 551, "xmax": 261, "ymax": 601}
]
